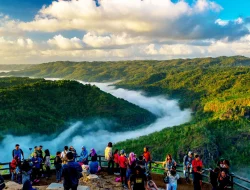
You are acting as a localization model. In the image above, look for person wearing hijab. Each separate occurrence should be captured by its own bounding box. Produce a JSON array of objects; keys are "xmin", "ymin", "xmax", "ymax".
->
[
  {"xmin": 89, "ymin": 148, "xmax": 99, "ymax": 174},
  {"xmin": 79, "ymin": 146, "xmax": 88, "ymax": 165}
]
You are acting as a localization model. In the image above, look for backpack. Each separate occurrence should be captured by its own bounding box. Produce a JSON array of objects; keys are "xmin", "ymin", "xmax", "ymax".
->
[
  {"xmin": 163, "ymin": 176, "xmax": 169, "ymax": 184},
  {"xmin": 163, "ymin": 171, "xmax": 169, "ymax": 184}
]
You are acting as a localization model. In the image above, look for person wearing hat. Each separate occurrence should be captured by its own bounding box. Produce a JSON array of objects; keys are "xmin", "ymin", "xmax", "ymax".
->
[
  {"xmin": 118, "ymin": 150, "xmax": 128, "ymax": 187},
  {"xmin": 183, "ymin": 151, "xmax": 193, "ymax": 183},
  {"xmin": 128, "ymin": 165, "xmax": 147, "ymax": 190},
  {"xmin": 12, "ymin": 144, "xmax": 24, "ymax": 160}
]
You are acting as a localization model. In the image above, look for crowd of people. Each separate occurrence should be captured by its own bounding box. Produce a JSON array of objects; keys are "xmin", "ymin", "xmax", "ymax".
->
[{"xmin": 3, "ymin": 143, "xmax": 233, "ymax": 190}]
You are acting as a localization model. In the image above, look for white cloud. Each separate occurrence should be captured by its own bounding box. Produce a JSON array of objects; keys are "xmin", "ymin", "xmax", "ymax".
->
[
  {"xmin": 0, "ymin": 37, "xmax": 37, "ymax": 64},
  {"xmin": 48, "ymin": 35, "xmax": 83, "ymax": 50},
  {"xmin": 235, "ymin": 17, "xmax": 243, "ymax": 24},
  {"xmin": 144, "ymin": 44, "xmax": 158, "ymax": 55},
  {"xmin": 215, "ymin": 19, "xmax": 229, "ymax": 26},
  {"xmin": 0, "ymin": 14, "xmax": 23, "ymax": 36},
  {"xmin": 17, "ymin": 0, "xmax": 248, "ymax": 41},
  {"xmin": 82, "ymin": 32, "xmax": 149, "ymax": 48},
  {"xmin": 0, "ymin": 1, "xmax": 250, "ymax": 64}
]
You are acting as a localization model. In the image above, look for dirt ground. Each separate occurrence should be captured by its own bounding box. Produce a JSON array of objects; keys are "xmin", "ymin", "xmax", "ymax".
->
[{"xmin": 4, "ymin": 171, "xmax": 212, "ymax": 190}]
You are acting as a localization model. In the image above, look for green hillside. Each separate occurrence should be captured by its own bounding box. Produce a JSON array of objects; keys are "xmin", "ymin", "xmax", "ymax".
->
[
  {"xmin": 3, "ymin": 56, "xmax": 250, "ymax": 167},
  {"xmin": 0, "ymin": 77, "xmax": 156, "ymax": 136}
]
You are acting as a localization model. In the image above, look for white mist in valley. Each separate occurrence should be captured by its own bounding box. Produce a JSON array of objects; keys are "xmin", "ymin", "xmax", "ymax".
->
[{"xmin": 0, "ymin": 81, "xmax": 192, "ymax": 162}]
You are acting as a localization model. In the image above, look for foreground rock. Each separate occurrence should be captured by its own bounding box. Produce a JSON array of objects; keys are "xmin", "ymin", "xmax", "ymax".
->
[
  {"xmin": 4, "ymin": 181, "xmax": 23, "ymax": 190},
  {"xmin": 46, "ymin": 183, "xmax": 90, "ymax": 190}
]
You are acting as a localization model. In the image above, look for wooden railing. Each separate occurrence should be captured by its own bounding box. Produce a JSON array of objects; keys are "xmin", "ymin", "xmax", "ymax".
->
[{"xmin": 1, "ymin": 156, "xmax": 250, "ymax": 189}]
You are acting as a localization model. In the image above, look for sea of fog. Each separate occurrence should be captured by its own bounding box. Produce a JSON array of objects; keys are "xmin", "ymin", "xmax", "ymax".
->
[{"xmin": 0, "ymin": 79, "xmax": 192, "ymax": 162}]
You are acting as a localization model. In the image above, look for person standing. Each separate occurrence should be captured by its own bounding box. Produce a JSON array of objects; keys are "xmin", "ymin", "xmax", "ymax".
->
[
  {"xmin": 128, "ymin": 165, "xmax": 147, "ymax": 190},
  {"xmin": 127, "ymin": 152, "xmax": 137, "ymax": 181},
  {"xmin": 193, "ymin": 166, "xmax": 203, "ymax": 190},
  {"xmin": 163, "ymin": 154, "xmax": 177, "ymax": 172},
  {"xmin": 192, "ymin": 155, "xmax": 203, "ymax": 190},
  {"xmin": 31, "ymin": 152, "xmax": 42, "ymax": 183},
  {"xmin": 36, "ymin": 145, "xmax": 44, "ymax": 177},
  {"xmin": 119, "ymin": 150, "xmax": 128, "ymax": 187},
  {"xmin": 54, "ymin": 151, "xmax": 63, "ymax": 183},
  {"xmin": 43, "ymin": 149, "xmax": 51, "ymax": 179},
  {"xmin": 62, "ymin": 152, "xmax": 83, "ymax": 190},
  {"xmin": 105, "ymin": 142, "xmax": 114, "ymax": 175},
  {"xmin": 36, "ymin": 145, "xmax": 44, "ymax": 159},
  {"xmin": 192, "ymin": 155, "xmax": 203, "ymax": 174},
  {"xmin": 79, "ymin": 146, "xmax": 88, "ymax": 165},
  {"xmin": 167, "ymin": 166, "xmax": 179, "ymax": 190},
  {"xmin": 61, "ymin": 146, "xmax": 69, "ymax": 164},
  {"xmin": 113, "ymin": 149, "xmax": 120, "ymax": 173},
  {"xmin": 210, "ymin": 167, "xmax": 220, "ymax": 190},
  {"xmin": 10, "ymin": 156, "xmax": 19, "ymax": 181},
  {"xmin": 12, "ymin": 144, "xmax": 24, "ymax": 160},
  {"xmin": 69, "ymin": 146, "xmax": 77, "ymax": 162},
  {"xmin": 143, "ymin": 147, "xmax": 151, "ymax": 171},
  {"xmin": 183, "ymin": 151, "xmax": 193, "ymax": 183}
]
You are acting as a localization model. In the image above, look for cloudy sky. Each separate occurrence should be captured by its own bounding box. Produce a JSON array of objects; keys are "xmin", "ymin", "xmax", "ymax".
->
[{"xmin": 0, "ymin": 0, "xmax": 250, "ymax": 64}]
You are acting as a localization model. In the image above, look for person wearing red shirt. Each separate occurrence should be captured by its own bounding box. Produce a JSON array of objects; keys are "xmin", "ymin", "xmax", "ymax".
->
[
  {"xmin": 143, "ymin": 147, "xmax": 151, "ymax": 163},
  {"xmin": 192, "ymin": 155, "xmax": 203, "ymax": 190},
  {"xmin": 113, "ymin": 149, "xmax": 120, "ymax": 173},
  {"xmin": 10, "ymin": 156, "xmax": 19, "ymax": 181},
  {"xmin": 143, "ymin": 147, "xmax": 152, "ymax": 171},
  {"xmin": 192, "ymin": 155, "xmax": 203, "ymax": 173},
  {"xmin": 118, "ymin": 150, "xmax": 127, "ymax": 187}
]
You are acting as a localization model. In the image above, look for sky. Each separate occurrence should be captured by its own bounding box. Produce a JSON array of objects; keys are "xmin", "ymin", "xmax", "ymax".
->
[{"xmin": 0, "ymin": 0, "xmax": 250, "ymax": 64}]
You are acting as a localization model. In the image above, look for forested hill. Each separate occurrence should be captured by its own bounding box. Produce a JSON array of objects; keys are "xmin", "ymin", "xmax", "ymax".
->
[
  {"xmin": 3, "ymin": 56, "xmax": 250, "ymax": 83},
  {"xmin": 2, "ymin": 56, "xmax": 250, "ymax": 167},
  {"xmin": 0, "ymin": 77, "xmax": 156, "ymax": 136},
  {"xmin": 4, "ymin": 56, "xmax": 250, "ymax": 119}
]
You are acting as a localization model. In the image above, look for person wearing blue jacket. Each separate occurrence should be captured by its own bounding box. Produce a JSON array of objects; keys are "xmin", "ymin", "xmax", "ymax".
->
[
  {"xmin": 79, "ymin": 146, "xmax": 88, "ymax": 165},
  {"xmin": 62, "ymin": 152, "xmax": 83, "ymax": 190},
  {"xmin": 31, "ymin": 152, "xmax": 42, "ymax": 183}
]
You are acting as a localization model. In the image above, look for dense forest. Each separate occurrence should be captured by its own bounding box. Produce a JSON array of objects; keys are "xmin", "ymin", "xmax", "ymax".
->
[
  {"xmin": 2, "ymin": 56, "xmax": 250, "ymax": 167},
  {"xmin": 0, "ymin": 77, "xmax": 155, "ymax": 137}
]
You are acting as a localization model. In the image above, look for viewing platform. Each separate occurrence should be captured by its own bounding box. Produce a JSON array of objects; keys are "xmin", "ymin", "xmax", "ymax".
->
[{"xmin": 1, "ymin": 156, "xmax": 250, "ymax": 190}]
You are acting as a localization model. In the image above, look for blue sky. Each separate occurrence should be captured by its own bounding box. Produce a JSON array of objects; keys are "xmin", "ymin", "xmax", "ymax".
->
[{"xmin": 0, "ymin": 0, "xmax": 250, "ymax": 64}]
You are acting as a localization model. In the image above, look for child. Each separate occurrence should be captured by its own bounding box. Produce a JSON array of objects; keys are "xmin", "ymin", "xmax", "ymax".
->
[
  {"xmin": 54, "ymin": 151, "xmax": 62, "ymax": 183},
  {"xmin": 167, "ymin": 166, "xmax": 179, "ymax": 190}
]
